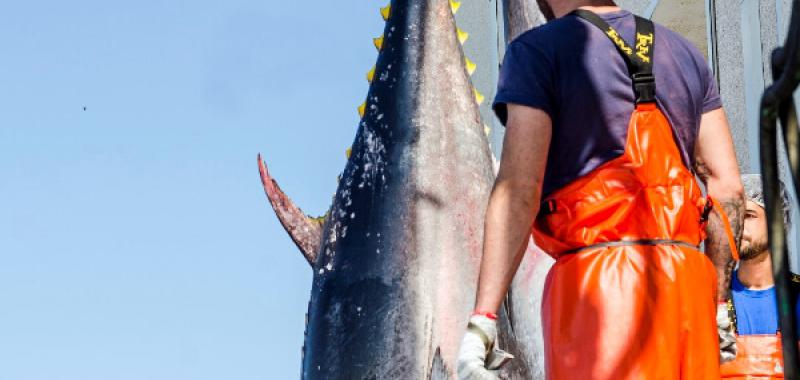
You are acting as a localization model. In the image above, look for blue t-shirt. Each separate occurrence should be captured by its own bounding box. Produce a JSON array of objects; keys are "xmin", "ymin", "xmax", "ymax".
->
[
  {"xmin": 732, "ymin": 270, "xmax": 779, "ymax": 335},
  {"xmin": 493, "ymin": 10, "xmax": 722, "ymax": 197},
  {"xmin": 732, "ymin": 271, "xmax": 800, "ymax": 335}
]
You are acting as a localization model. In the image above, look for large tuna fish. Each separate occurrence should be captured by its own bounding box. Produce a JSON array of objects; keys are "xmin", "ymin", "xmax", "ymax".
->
[{"xmin": 259, "ymin": 0, "xmax": 534, "ymax": 378}]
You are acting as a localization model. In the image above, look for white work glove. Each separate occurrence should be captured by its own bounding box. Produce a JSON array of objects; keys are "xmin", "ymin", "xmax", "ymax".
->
[
  {"xmin": 717, "ymin": 302, "xmax": 737, "ymax": 363},
  {"xmin": 457, "ymin": 314, "xmax": 514, "ymax": 380}
]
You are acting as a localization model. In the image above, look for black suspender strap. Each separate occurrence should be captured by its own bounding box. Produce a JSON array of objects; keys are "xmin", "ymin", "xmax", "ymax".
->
[
  {"xmin": 632, "ymin": 16, "xmax": 655, "ymax": 103},
  {"xmin": 572, "ymin": 9, "xmax": 656, "ymax": 104}
]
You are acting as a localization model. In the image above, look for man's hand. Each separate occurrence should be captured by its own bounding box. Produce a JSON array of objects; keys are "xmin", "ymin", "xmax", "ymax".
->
[
  {"xmin": 717, "ymin": 302, "xmax": 738, "ymax": 363},
  {"xmin": 457, "ymin": 314, "xmax": 513, "ymax": 380}
]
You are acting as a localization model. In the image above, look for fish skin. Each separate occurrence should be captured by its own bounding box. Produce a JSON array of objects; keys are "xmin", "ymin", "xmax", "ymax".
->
[{"xmin": 506, "ymin": 240, "xmax": 553, "ymax": 379}]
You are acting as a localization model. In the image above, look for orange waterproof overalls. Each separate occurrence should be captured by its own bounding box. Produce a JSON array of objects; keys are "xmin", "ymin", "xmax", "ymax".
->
[
  {"xmin": 532, "ymin": 10, "xmax": 720, "ymax": 379},
  {"xmin": 719, "ymin": 278, "xmax": 794, "ymax": 378},
  {"xmin": 720, "ymin": 332, "xmax": 784, "ymax": 379},
  {"xmin": 719, "ymin": 273, "xmax": 800, "ymax": 378}
]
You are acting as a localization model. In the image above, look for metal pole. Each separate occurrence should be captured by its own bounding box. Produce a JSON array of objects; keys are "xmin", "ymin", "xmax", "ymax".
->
[
  {"xmin": 706, "ymin": 0, "xmax": 720, "ymax": 85},
  {"xmin": 760, "ymin": 2, "xmax": 800, "ymax": 378}
]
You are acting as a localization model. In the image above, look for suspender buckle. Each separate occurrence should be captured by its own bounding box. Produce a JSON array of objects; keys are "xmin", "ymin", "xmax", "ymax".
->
[
  {"xmin": 700, "ymin": 197, "xmax": 714, "ymax": 223},
  {"xmin": 632, "ymin": 73, "xmax": 656, "ymax": 104},
  {"xmin": 541, "ymin": 199, "xmax": 558, "ymax": 215}
]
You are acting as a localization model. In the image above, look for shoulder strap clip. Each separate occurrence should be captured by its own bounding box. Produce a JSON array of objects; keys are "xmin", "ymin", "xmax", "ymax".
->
[{"xmin": 632, "ymin": 73, "xmax": 656, "ymax": 103}]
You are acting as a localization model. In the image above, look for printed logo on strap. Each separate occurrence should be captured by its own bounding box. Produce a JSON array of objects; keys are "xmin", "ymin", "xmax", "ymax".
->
[
  {"xmin": 572, "ymin": 9, "xmax": 657, "ymax": 103},
  {"xmin": 602, "ymin": 27, "xmax": 653, "ymax": 66},
  {"xmin": 635, "ymin": 32, "xmax": 654, "ymax": 63},
  {"xmin": 605, "ymin": 28, "xmax": 634, "ymax": 56}
]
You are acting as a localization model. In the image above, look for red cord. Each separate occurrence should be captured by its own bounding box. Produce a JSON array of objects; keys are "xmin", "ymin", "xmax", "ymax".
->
[{"xmin": 473, "ymin": 311, "xmax": 498, "ymax": 320}]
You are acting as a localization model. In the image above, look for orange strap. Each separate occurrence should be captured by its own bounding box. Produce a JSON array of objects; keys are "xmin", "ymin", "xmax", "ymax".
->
[{"xmin": 710, "ymin": 197, "xmax": 740, "ymax": 261}]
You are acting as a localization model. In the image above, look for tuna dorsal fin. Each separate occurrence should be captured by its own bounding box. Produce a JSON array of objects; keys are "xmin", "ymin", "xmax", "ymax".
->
[{"xmin": 257, "ymin": 154, "xmax": 323, "ymax": 266}]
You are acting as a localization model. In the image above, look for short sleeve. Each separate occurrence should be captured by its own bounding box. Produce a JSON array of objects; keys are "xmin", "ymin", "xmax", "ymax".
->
[
  {"xmin": 700, "ymin": 60, "xmax": 722, "ymax": 113},
  {"xmin": 492, "ymin": 38, "xmax": 555, "ymax": 126}
]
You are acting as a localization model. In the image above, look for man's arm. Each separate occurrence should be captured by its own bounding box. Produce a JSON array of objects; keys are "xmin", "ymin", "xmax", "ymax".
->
[
  {"xmin": 694, "ymin": 108, "xmax": 745, "ymax": 302},
  {"xmin": 473, "ymin": 104, "xmax": 552, "ymax": 313}
]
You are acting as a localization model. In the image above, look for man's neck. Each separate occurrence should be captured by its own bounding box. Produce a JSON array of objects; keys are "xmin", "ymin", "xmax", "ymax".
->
[
  {"xmin": 552, "ymin": 1, "xmax": 620, "ymax": 19},
  {"xmin": 737, "ymin": 251, "xmax": 775, "ymax": 290}
]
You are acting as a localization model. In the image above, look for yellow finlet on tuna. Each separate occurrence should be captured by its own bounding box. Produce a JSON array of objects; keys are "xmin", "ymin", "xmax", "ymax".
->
[
  {"xmin": 345, "ymin": 147, "xmax": 352, "ymax": 159},
  {"xmin": 457, "ymin": 28, "xmax": 469, "ymax": 45},
  {"xmin": 465, "ymin": 57, "xmax": 477, "ymax": 75},
  {"xmin": 380, "ymin": 4, "xmax": 391, "ymax": 21},
  {"xmin": 367, "ymin": 66, "xmax": 376, "ymax": 83},
  {"xmin": 450, "ymin": 0, "xmax": 461, "ymax": 14},
  {"xmin": 358, "ymin": 102, "xmax": 366, "ymax": 117},
  {"xmin": 373, "ymin": 35, "xmax": 384, "ymax": 51},
  {"xmin": 473, "ymin": 88, "xmax": 485, "ymax": 105}
]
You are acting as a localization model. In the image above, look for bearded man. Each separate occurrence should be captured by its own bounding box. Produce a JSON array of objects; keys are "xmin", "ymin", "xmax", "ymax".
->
[{"xmin": 720, "ymin": 174, "xmax": 797, "ymax": 379}]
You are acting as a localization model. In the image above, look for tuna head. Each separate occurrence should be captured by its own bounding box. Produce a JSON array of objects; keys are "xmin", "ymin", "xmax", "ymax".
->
[{"xmin": 261, "ymin": 0, "xmax": 492, "ymax": 378}]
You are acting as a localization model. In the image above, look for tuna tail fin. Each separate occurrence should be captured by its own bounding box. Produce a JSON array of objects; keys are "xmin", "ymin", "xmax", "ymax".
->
[{"xmin": 257, "ymin": 154, "xmax": 323, "ymax": 266}]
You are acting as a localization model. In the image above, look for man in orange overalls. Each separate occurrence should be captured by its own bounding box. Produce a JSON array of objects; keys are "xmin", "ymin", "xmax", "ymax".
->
[
  {"xmin": 457, "ymin": 1, "xmax": 745, "ymax": 379},
  {"xmin": 720, "ymin": 175, "xmax": 795, "ymax": 379}
]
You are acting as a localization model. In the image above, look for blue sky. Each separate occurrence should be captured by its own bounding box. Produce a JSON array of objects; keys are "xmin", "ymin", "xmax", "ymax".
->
[{"xmin": 0, "ymin": 1, "xmax": 384, "ymax": 378}]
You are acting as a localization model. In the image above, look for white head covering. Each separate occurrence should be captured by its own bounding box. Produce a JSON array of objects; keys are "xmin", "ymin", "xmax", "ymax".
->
[{"xmin": 740, "ymin": 174, "xmax": 792, "ymax": 229}]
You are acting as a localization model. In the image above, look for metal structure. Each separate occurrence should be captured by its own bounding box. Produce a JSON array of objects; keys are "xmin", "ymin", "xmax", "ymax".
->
[{"xmin": 760, "ymin": 0, "xmax": 800, "ymax": 377}]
